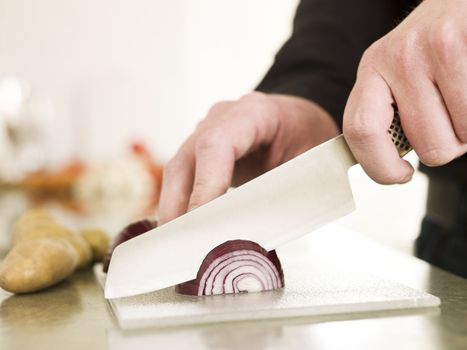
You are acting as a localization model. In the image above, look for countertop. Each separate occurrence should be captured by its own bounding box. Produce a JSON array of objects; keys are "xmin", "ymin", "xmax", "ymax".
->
[{"xmin": 1, "ymin": 225, "xmax": 466, "ymax": 350}]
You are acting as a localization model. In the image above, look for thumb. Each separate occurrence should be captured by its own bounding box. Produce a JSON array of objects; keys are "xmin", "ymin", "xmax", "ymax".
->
[{"xmin": 343, "ymin": 68, "xmax": 414, "ymax": 184}]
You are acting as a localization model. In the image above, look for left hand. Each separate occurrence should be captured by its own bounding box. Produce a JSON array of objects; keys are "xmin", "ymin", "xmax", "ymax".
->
[{"xmin": 343, "ymin": 0, "xmax": 467, "ymax": 184}]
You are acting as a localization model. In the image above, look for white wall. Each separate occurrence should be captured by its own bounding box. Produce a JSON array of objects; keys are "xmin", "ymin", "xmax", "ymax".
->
[{"xmin": 0, "ymin": 0, "xmax": 298, "ymax": 162}]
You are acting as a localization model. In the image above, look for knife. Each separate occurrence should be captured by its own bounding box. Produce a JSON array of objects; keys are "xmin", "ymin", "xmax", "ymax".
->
[{"xmin": 105, "ymin": 111, "xmax": 411, "ymax": 299}]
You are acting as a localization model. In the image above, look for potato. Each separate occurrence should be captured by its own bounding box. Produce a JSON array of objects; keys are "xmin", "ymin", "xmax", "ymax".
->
[
  {"xmin": 66, "ymin": 234, "xmax": 93, "ymax": 269},
  {"xmin": 13, "ymin": 221, "xmax": 69, "ymax": 244},
  {"xmin": 12, "ymin": 223, "xmax": 92, "ymax": 269},
  {"xmin": 11, "ymin": 209, "xmax": 55, "ymax": 242},
  {"xmin": 3, "ymin": 208, "xmax": 97, "ymax": 294},
  {"xmin": 14, "ymin": 208, "xmax": 54, "ymax": 223},
  {"xmin": 80, "ymin": 228, "xmax": 110, "ymax": 263},
  {"xmin": 0, "ymin": 238, "xmax": 79, "ymax": 293}
]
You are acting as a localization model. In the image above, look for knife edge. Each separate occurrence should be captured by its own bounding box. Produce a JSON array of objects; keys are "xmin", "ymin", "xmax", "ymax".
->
[{"xmin": 105, "ymin": 135, "xmax": 357, "ymax": 299}]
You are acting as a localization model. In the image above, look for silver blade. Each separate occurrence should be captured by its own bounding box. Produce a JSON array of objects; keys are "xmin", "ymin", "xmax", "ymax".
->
[{"xmin": 105, "ymin": 135, "xmax": 357, "ymax": 299}]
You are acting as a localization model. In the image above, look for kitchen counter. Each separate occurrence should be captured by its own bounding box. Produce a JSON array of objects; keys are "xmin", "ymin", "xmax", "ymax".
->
[{"xmin": 1, "ymin": 226, "xmax": 466, "ymax": 350}]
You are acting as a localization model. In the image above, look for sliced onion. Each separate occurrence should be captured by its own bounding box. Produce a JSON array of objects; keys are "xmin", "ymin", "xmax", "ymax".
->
[
  {"xmin": 176, "ymin": 240, "xmax": 284, "ymax": 296},
  {"xmin": 103, "ymin": 218, "xmax": 157, "ymax": 272}
]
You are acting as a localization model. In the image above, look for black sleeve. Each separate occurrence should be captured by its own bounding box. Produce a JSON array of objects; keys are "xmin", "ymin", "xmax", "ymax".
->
[{"xmin": 256, "ymin": 0, "xmax": 418, "ymax": 128}]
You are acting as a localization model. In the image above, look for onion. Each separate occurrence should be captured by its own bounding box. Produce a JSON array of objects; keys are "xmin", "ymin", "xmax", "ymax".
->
[
  {"xmin": 103, "ymin": 219, "xmax": 158, "ymax": 272},
  {"xmin": 176, "ymin": 240, "xmax": 284, "ymax": 296}
]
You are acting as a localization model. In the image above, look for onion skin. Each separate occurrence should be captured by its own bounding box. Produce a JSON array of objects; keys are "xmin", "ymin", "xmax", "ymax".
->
[
  {"xmin": 103, "ymin": 219, "xmax": 158, "ymax": 272},
  {"xmin": 176, "ymin": 240, "xmax": 284, "ymax": 296}
]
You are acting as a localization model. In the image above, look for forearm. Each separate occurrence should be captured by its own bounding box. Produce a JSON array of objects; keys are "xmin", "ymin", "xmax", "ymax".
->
[{"xmin": 256, "ymin": 0, "xmax": 418, "ymax": 128}]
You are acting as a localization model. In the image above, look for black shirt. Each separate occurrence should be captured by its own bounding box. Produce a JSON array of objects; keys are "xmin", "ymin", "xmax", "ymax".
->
[{"xmin": 256, "ymin": 0, "xmax": 467, "ymax": 182}]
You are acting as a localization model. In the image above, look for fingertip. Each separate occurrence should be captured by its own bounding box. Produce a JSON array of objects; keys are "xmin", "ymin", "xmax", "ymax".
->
[
  {"xmin": 186, "ymin": 191, "xmax": 215, "ymax": 213},
  {"xmin": 157, "ymin": 217, "xmax": 168, "ymax": 226},
  {"xmin": 187, "ymin": 201, "xmax": 198, "ymax": 212},
  {"xmin": 398, "ymin": 173, "xmax": 413, "ymax": 184},
  {"xmin": 187, "ymin": 178, "xmax": 231, "ymax": 213},
  {"xmin": 157, "ymin": 208, "xmax": 179, "ymax": 226},
  {"xmin": 343, "ymin": 69, "xmax": 416, "ymax": 185},
  {"xmin": 157, "ymin": 209, "xmax": 173, "ymax": 225},
  {"xmin": 157, "ymin": 183, "xmax": 190, "ymax": 226},
  {"xmin": 363, "ymin": 158, "xmax": 414, "ymax": 185},
  {"xmin": 397, "ymin": 160, "xmax": 415, "ymax": 184},
  {"xmin": 188, "ymin": 139, "xmax": 235, "ymax": 214}
]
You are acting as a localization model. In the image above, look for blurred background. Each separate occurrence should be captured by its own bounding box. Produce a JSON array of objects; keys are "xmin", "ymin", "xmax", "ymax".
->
[
  {"xmin": 0, "ymin": 0, "xmax": 296, "ymax": 162},
  {"xmin": 0, "ymin": 0, "xmax": 427, "ymax": 252}
]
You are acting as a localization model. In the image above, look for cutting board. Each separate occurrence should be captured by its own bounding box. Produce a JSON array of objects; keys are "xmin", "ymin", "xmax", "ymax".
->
[{"xmin": 95, "ymin": 228, "xmax": 440, "ymax": 329}]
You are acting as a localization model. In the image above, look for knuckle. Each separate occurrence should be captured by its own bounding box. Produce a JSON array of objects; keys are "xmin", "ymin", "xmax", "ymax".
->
[
  {"xmin": 195, "ymin": 129, "xmax": 224, "ymax": 153},
  {"xmin": 343, "ymin": 113, "xmax": 379, "ymax": 144},
  {"xmin": 362, "ymin": 39, "xmax": 383, "ymax": 60},
  {"xmin": 205, "ymin": 92, "xmax": 275, "ymax": 125},
  {"xmin": 164, "ymin": 157, "xmax": 184, "ymax": 178},
  {"xmin": 207, "ymin": 101, "xmax": 230, "ymax": 116},
  {"xmin": 238, "ymin": 92, "xmax": 277, "ymax": 116},
  {"xmin": 358, "ymin": 42, "xmax": 381, "ymax": 72},
  {"xmin": 240, "ymin": 91, "xmax": 266, "ymax": 103},
  {"xmin": 260, "ymin": 95, "xmax": 281, "ymax": 118},
  {"xmin": 239, "ymin": 92, "xmax": 274, "ymax": 114},
  {"xmin": 390, "ymin": 32, "xmax": 419, "ymax": 78},
  {"xmin": 429, "ymin": 21, "xmax": 462, "ymax": 63}
]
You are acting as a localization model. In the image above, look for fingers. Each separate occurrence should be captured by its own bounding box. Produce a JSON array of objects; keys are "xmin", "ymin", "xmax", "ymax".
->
[
  {"xmin": 158, "ymin": 92, "xmax": 281, "ymax": 224},
  {"xmin": 158, "ymin": 101, "xmax": 234, "ymax": 225},
  {"xmin": 427, "ymin": 17, "xmax": 467, "ymax": 142},
  {"xmin": 343, "ymin": 68, "xmax": 414, "ymax": 184},
  {"xmin": 432, "ymin": 45, "xmax": 467, "ymax": 143},
  {"xmin": 187, "ymin": 98, "xmax": 278, "ymax": 210},
  {"xmin": 390, "ymin": 73, "xmax": 465, "ymax": 167},
  {"xmin": 343, "ymin": 1, "xmax": 467, "ymax": 184},
  {"xmin": 187, "ymin": 130, "xmax": 235, "ymax": 210},
  {"xmin": 158, "ymin": 143, "xmax": 195, "ymax": 225},
  {"xmin": 344, "ymin": 58, "xmax": 466, "ymax": 185}
]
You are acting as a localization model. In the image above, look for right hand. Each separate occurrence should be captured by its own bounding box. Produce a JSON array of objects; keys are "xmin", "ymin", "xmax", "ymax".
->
[{"xmin": 158, "ymin": 92, "xmax": 339, "ymax": 224}]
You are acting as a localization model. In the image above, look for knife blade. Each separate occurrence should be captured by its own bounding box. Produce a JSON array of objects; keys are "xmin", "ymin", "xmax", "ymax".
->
[{"xmin": 105, "ymin": 113, "xmax": 410, "ymax": 299}]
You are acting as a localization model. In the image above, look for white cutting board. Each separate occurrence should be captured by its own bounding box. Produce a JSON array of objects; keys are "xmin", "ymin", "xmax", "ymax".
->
[{"xmin": 95, "ymin": 231, "xmax": 440, "ymax": 329}]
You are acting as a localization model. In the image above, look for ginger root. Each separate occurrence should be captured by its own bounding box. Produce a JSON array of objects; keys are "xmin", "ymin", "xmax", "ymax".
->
[{"xmin": 0, "ymin": 208, "xmax": 109, "ymax": 294}]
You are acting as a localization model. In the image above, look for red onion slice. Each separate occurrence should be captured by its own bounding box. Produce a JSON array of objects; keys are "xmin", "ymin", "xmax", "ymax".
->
[
  {"xmin": 176, "ymin": 240, "xmax": 284, "ymax": 296},
  {"xmin": 103, "ymin": 218, "xmax": 158, "ymax": 272}
]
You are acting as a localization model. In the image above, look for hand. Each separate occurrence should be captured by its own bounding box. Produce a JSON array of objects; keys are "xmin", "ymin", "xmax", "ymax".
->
[
  {"xmin": 158, "ymin": 92, "xmax": 339, "ymax": 224},
  {"xmin": 343, "ymin": 0, "xmax": 467, "ymax": 184}
]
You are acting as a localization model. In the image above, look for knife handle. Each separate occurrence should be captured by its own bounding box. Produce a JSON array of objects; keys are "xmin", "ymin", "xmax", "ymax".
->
[{"xmin": 389, "ymin": 109, "xmax": 411, "ymax": 157}]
